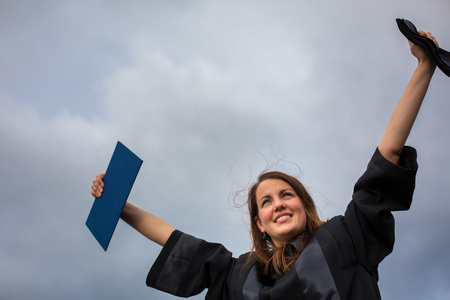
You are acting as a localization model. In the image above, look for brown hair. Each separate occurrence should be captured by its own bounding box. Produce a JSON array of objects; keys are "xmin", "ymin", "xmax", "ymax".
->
[{"xmin": 247, "ymin": 171, "xmax": 324, "ymax": 275}]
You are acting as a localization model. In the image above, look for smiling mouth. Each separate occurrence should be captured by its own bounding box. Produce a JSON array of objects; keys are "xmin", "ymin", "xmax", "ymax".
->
[{"xmin": 275, "ymin": 214, "xmax": 292, "ymax": 223}]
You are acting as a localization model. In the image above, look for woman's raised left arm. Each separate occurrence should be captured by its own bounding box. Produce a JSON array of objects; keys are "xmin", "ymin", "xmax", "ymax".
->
[{"xmin": 378, "ymin": 30, "xmax": 439, "ymax": 164}]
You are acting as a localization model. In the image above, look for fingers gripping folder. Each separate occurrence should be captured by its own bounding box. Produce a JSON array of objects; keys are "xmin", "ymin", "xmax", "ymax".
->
[{"xmin": 86, "ymin": 141, "xmax": 143, "ymax": 251}]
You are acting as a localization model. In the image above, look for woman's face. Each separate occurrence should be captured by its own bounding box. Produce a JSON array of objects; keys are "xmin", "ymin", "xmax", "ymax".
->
[{"xmin": 254, "ymin": 179, "xmax": 307, "ymax": 247}]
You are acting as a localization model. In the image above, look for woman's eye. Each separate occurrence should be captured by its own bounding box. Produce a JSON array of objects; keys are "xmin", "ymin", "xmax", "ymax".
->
[
  {"xmin": 282, "ymin": 192, "xmax": 293, "ymax": 198},
  {"xmin": 261, "ymin": 199, "xmax": 270, "ymax": 207}
]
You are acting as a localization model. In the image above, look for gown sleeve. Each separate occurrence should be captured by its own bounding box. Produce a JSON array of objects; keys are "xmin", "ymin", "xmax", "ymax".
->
[
  {"xmin": 146, "ymin": 230, "xmax": 237, "ymax": 299},
  {"xmin": 344, "ymin": 146, "xmax": 418, "ymax": 273}
]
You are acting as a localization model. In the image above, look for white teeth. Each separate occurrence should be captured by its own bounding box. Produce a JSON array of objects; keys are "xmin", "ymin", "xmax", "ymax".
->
[{"xmin": 276, "ymin": 215, "xmax": 290, "ymax": 222}]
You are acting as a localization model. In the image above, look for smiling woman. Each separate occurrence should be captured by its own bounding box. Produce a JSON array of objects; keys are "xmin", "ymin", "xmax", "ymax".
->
[
  {"xmin": 90, "ymin": 29, "xmax": 444, "ymax": 299},
  {"xmin": 254, "ymin": 179, "xmax": 307, "ymax": 244},
  {"xmin": 248, "ymin": 172, "xmax": 323, "ymax": 276}
]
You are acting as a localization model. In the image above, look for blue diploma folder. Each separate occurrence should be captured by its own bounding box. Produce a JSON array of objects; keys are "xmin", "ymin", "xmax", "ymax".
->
[{"xmin": 86, "ymin": 141, "xmax": 143, "ymax": 251}]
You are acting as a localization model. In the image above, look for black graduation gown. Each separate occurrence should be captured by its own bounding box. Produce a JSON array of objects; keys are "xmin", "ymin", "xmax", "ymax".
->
[{"xmin": 146, "ymin": 147, "xmax": 418, "ymax": 299}]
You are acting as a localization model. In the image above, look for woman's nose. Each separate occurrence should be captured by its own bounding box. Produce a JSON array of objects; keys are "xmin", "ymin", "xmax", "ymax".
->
[{"xmin": 273, "ymin": 198, "xmax": 285, "ymax": 211}]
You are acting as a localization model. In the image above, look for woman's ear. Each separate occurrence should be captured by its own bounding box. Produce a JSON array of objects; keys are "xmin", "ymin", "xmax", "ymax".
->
[{"xmin": 254, "ymin": 216, "xmax": 265, "ymax": 233}]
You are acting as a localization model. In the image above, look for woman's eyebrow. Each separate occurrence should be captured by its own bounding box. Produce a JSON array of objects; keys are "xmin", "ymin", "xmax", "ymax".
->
[{"xmin": 280, "ymin": 188, "xmax": 294, "ymax": 194}]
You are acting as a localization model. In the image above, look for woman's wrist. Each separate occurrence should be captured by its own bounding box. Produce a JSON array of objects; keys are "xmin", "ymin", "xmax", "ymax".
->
[{"xmin": 416, "ymin": 59, "xmax": 436, "ymax": 79}]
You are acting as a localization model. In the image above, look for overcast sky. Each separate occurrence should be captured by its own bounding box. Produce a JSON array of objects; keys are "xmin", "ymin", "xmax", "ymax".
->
[{"xmin": 1, "ymin": 1, "xmax": 450, "ymax": 299}]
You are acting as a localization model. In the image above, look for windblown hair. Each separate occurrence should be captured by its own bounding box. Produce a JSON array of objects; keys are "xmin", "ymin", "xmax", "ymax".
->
[{"xmin": 247, "ymin": 171, "xmax": 324, "ymax": 276}]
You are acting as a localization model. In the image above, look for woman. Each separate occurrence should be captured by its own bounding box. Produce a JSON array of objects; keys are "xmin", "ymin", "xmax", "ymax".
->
[{"xmin": 91, "ymin": 30, "xmax": 439, "ymax": 299}]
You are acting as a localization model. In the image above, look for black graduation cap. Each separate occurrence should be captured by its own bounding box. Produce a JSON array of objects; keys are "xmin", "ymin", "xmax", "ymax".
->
[{"xmin": 396, "ymin": 18, "xmax": 450, "ymax": 77}]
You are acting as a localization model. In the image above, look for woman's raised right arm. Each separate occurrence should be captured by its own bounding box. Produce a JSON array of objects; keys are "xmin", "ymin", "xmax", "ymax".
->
[{"xmin": 91, "ymin": 173, "xmax": 175, "ymax": 246}]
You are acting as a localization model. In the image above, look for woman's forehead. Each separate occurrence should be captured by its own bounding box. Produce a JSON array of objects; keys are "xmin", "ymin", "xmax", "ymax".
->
[{"xmin": 256, "ymin": 179, "xmax": 294, "ymax": 196}]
